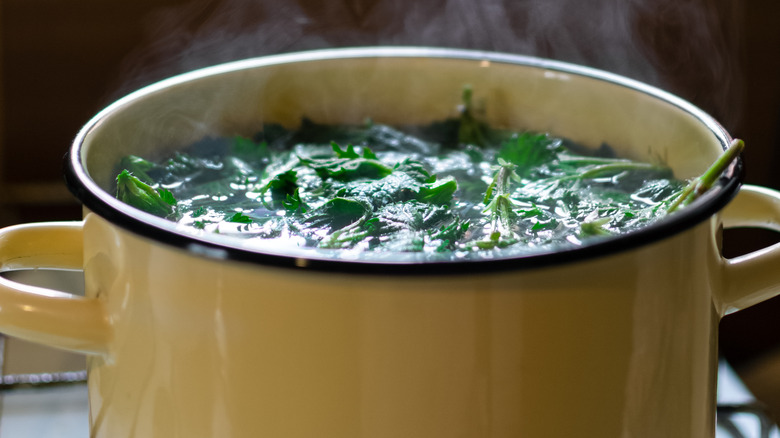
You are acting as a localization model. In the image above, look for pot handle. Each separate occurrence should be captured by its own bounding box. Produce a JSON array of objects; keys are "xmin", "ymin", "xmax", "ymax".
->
[
  {"xmin": 719, "ymin": 184, "xmax": 780, "ymax": 314},
  {"xmin": 0, "ymin": 221, "xmax": 109, "ymax": 354}
]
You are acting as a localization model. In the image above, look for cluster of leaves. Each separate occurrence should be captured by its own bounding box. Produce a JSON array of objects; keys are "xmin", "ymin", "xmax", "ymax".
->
[
  {"xmin": 114, "ymin": 126, "xmax": 472, "ymax": 252},
  {"xmin": 256, "ymin": 142, "xmax": 468, "ymax": 252},
  {"xmin": 113, "ymin": 88, "xmax": 741, "ymax": 257},
  {"xmin": 477, "ymin": 131, "xmax": 684, "ymax": 245},
  {"xmin": 114, "ymin": 136, "xmax": 273, "ymax": 228}
]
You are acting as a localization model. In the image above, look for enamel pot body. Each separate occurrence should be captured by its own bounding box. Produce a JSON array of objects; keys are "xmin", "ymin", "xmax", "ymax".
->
[{"xmin": 1, "ymin": 48, "xmax": 780, "ymax": 438}]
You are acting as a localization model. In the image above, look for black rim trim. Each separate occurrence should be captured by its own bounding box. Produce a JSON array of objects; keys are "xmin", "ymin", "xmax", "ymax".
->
[{"xmin": 64, "ymin": 47, "xmax": 741, "ymax": 276}]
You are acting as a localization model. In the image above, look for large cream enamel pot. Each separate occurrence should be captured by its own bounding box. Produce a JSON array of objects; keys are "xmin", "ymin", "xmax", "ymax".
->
[{"xmin": 1, "ymin": 47, "xmax": 780, "ymax": 437}]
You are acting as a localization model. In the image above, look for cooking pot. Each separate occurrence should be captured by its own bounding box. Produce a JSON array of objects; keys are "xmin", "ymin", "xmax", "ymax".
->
[{"xmin": 1, "ymin": 47, "xmax": 779, "ymax": 437}]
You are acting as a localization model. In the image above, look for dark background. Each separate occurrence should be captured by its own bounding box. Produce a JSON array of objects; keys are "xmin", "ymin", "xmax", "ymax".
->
[{"xmin": 1, "ymin": 0, "xmax": 779, "ymax": 410}]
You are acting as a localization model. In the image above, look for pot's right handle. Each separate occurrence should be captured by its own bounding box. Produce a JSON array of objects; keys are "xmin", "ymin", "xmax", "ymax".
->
[
  {"xmin": 0, "ymin": 221, "xmax": 109, "ymax": 354},
  {"xmin": 719, "ymin": 184, "xmax": 780, "ymax": 314}
]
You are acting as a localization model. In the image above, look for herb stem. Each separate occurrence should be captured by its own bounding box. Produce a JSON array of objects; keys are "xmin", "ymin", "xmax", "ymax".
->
[
  {"xmin": 458, "ymin": 85, "xmax": 490, "ymax": 147},
  {"xmin": 483, "ymin": 161, "xmax": 519, "ymax": 231},
  {"xmin": 667, "ymin": 138, "xmax": 744, "ymax": 213},
  {"xmin": 577, "ymin": 162, "xmax": 665, "ymax": 179}
]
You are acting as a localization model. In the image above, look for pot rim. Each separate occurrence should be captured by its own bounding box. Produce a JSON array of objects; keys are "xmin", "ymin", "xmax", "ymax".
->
[{"xmin": 64, "ymin": 46, "xmax": 741, "ymax": 275}]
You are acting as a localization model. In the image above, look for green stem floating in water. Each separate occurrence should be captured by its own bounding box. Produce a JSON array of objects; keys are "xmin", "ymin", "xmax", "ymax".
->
[
  {"xmin": 483, "ymin": 159, "xmax": 520, "ymax": 231},
  {"xmin": 666, "ymin": 138, "xmax": 744, "ymax": 213},
  {"xmin": 457, "ymin": 85, "xmax": 491, "ymax": 148},
  {"xmin": 576, "ymin": 162, "xmax": 668, "ymax": 180}
]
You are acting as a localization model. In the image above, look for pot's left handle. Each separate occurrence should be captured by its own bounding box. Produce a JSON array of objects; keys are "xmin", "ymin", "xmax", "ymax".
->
[{"xmin": 0, "ymin": 221, "xmax": 109, "ymax": 354}]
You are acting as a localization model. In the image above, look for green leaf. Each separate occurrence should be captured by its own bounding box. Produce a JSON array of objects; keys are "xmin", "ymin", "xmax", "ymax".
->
[
  {"xmin": 530, "ymin": 218, "xmax": 558, "ymax": 231},
  {"xmin": 369, "ymin": 202, "xmax": 455, "ymax": 242},
  {"xmin": 282, "ymin": 188, "xmax": 308, "ymax": 214},
  {"xmin": 378, "ymin": 231, "xmax": 425, "ymax": 252},
  {"xmin": 118, "ymin": 155, "xmax": 158, "ymax": 185},
  {"xmin": 261, "ymin": 169, "xmax": 299, "ymax": 201},
  {"xmin": 298, "ymin": 146, "xmax": 393, "ymax": 182},
  {"xmin": 417, "ymin": 178, "xmax": 458, "ymax": 205},
  {"xmin": 331, "ymin": 142, "xmax": 361, "ymax": 159},
  {"xmin": 228, "ymin": 212, "xmax": 253, "ymax": 224},
  {"xmin": 158, "ymin": 187, "xmax": 177, "ymax": 206},
  {"xmin": 340, "ymin": 172, "xmax": 419, "ymax": 208},
  {"xmin": 116, "ymin": 170, "xmax": 177, "ymax": 218},
  {"xmin": 305, "ymin": 198, "xmax": 372, "ymax": 231},
  {"xmin": 393, "ymin": 158, "xmax": 432, "ymax": 182},
  {"xmin": 498, "ymin": 132, "xmax": 561, "ymax": 177},
  {"xmin": 430, "ymin": 219, "xmax": 470, "ymax": 251},
  {"xmin": 516, "ymin": 204, "xmax": 545, "ymax": 219}
]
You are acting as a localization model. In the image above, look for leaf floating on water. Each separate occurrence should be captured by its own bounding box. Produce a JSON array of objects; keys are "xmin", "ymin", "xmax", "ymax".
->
[
  {"xmin": 112, "ymin": 90, "xmax": 738, "ymax": 259},
  {"xmin": 305, "ymin": 198, "xmax": 372, "ymax": 231},
  {"xmin": 498, "ymin": 132, "xmax": 562, "ymax": 178},
  {"xmin": 298, "ymin": 142, "xmax": 394, "ymax": 181},
  {"xmin": 228, "ymin": 212, "xmax": 253, "ymax": 224},
  {"xmin": 116, "ymin": 170, "xmax": 178, "ymax": 219}
]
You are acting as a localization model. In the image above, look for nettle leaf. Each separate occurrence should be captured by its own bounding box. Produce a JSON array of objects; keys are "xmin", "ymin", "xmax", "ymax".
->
[
  {"xmin": 116, "ymin": 170, "xmax": 177, "ymax": 219},
  {"xmin": 429, "ymin": 219, "xmax": 470, "ymax": 252},
  {"xmin": 516, "ymin": 203, "xmax": 559, "ymax": 233},
  {"xmin": 331, "ymin": 142, "xmax": 361, "ymax": 159},
  {"xmin": 298, "ymin": 145, "xmax": 393, "ymax": 181},
  {"xmin": 334, "ymin": 154, "xmax": 454, "ymax": 207},
  {"xmin": 118, "ymin": 155, "xmax": 158, "ymax": 185},
  {"xmin": 282, "ymin": 188, "xmax": 308, "ymax": 214},
  {"xmin": 393, "ymin": 158, "xmax": 432, "ymax": 182},
  {"xmin": 530, "ymin": 218, "xmax": 558, "ymax": 231},
  {"xmin": 261, "ymin": 169, "xmax": 299, "ymax": 201},
  {"xmin": 417, "ymin": 177, "xmax": 457, "ymax": 205},
  {"xmin": 305, "ymin": 198, "xmax": 372, "ymax": 231},
  {"xmin": 341, "ymin": 172, "xmax": 421, "ymax": 208},
  {"xmin": 158, "ymin": 188, "xmax": 177, "ymax": 206},
  {"xmin": 372, "ymin": 201, "xmax": 454, "ymax": 235},
  {"xmin": 228, "ymin": 212, "xmax": 253, "ymax": 224},
  {"xmin": 498, "ymin": 132, "xmax": 562, "ymax": 177},
  {"xmin": 379, "ymin": 231, "xmax": 425, "ymax": 252}
]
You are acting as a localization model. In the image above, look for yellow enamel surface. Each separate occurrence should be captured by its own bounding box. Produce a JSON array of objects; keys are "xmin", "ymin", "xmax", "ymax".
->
[
  {"xmin": 0, "ymin": 222, "xmax": 109, "ymax": 353},
  {"xmin": 83, "ymin": 212, "xmax": 721, "ymax": 437},
  {"xmin": 718, "ymin": 185, "xmax": 780, "ymax": 313}
]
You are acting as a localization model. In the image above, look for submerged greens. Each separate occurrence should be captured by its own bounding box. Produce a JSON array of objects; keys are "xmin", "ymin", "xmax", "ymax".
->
[{"xmin": 113, "ymin": 105, "xmax": 742, "ymax": 260}]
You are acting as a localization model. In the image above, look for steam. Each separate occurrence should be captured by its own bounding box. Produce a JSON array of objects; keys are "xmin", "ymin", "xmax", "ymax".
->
[{"xmin": 110, "ymin": 0, "xmax": 742, "ymax": 127}]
